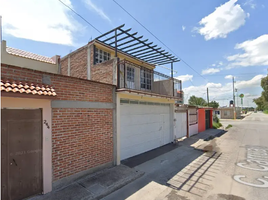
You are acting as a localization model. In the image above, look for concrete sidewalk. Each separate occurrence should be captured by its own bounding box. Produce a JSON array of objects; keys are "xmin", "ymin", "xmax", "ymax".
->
[
  {"xmin": 28, "ymin": 128, "xmax": 223, "ymax": 200},
  {"xmin": 28, "ymin": 165, "xmax": 144, "ymax": 200},
  {"xmin": 102, "ymin": 128, "xmax": 225, "ymax": 200}
]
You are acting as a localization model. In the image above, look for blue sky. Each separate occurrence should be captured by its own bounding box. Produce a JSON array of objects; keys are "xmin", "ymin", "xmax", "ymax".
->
[{"xmin": 1, "ymin": 0, "xmax": 268, "ymax": 107}]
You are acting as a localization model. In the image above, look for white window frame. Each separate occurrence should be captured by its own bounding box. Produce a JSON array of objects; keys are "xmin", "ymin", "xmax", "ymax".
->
[
  {"xmin": 126, "ymin": 66, "xmax": 135, "ymax": 89},
  {"xmin": 140, "ymin": 68, "xmax": 152, "ymax": 90},
  {"xmin": 95, "ymin": 47, "xmax": 111, "ymax": 64}
]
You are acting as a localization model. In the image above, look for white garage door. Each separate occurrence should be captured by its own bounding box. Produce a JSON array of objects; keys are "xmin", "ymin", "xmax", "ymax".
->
[
  {"xmin": 120, "ymin": 101, "xmax": 172, "ymax": 160},
  {"xmin": 174, "ymin": 112, "xmax": 187, "ymax": 139}
]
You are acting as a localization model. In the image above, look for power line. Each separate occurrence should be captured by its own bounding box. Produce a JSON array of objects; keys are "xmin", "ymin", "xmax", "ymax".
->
[
  {"xmin": 58, "ymin": 0, "xmax": 102, "ymax": 34},
  {"xmin": 201, "ymin": 72, "xmax": 264, "ymax": 77},
  {"xmin": 112, "ymin": 0, "xmax": 207, "ymax": 81}
]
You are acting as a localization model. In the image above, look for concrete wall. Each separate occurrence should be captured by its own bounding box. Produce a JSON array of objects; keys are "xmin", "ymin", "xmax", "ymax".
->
[
  {"xmin": 1, "ymin": 40, "xmax": 58, "ymax": 74},
  {"xmin": 152, "ymin": 79, "xmax": 173, "ymax": 96},
  {"xmin": 219, "ymin": 107, "xmax": 242, "ymax": 119}
]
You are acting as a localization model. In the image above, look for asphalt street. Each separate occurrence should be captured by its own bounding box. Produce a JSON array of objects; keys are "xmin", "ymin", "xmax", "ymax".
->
[{"xmin": 102, "ymin": 113, "xmax": 268, "ymax": 200}]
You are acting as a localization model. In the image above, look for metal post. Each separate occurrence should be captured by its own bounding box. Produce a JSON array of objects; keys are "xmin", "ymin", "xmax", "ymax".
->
[
  {"xmin": 233, "ymin": 76, "xmax": 236, "ymax": 119},
  {"xmin": 171, "ymin": 62, "xmax": 174, "ymax": 96},
  {"xmin": 115, "ymin": 29, "xmax": 120, "ymax": 88},
  {"xmin": 124, "ymin": 62, "xmax": 126, "ymax": 88},
  {"xmin": 207, "ymin": 87, "xmax": 209, "ymax": 107},
  {"xmin": 115, "ymin": 29, "xmax": 118, "ymax": 57}
]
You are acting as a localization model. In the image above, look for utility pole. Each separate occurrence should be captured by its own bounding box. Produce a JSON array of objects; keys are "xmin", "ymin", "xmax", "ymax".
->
[
  {"xmin": 207, "ymin": 87, "xmax": 209, "ymax": 107},
  {"xmin": 236, "ymin": 88, "xmax": 238, "ymax": 108},
  {"xmin": 233, "ymin": 76, "xmax": 236, "ymax": 119}
]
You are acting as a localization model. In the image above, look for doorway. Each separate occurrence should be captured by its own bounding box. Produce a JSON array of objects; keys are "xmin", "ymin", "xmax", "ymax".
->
[{"xmin": 1, "ymin": 109, "xmax": 43, "ymax": 200}]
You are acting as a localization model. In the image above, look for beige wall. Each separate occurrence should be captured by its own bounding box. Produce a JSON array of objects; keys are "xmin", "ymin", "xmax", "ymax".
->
[
  {"xmin": 153, "ymin": 79, "xmax": 173, "ymax": 96},
  {"xmin": 1, "ymin": 97, "xmax": 53, "ymax": 194},
  {"xmin": 1, "ymin": 40, "xmax": 58, "ymax": 74}
]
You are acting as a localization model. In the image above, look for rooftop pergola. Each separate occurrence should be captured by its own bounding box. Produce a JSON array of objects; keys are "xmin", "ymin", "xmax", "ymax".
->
[{"xmin": 95, "ymin": 24, "xmax": 180, "ymax": 77}]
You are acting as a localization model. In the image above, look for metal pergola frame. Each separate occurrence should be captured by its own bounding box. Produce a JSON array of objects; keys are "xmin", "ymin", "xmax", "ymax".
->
[{"xmin": 95, "ymin": 24, "xmax": 180, "ymax": 70}]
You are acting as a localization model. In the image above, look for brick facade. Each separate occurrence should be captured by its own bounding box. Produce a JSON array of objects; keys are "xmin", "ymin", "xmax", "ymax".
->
[
  {"xmin": 61, "ymin": 45, "xmax": 88, "ymax": 79},
  {"xmin": 52, "ymin": 108, "xmax": 113, "ymax": 180},
  {"xmin": 91, "ymin": 58, "xmax": 116, "ymax": 85},
  {"xmin": 1, "ymin": 64, "xmax": 114, "ymax": 181},
  {"xmin": 60, "ymin": 43, "xmax": 117, "ymax": 85}
]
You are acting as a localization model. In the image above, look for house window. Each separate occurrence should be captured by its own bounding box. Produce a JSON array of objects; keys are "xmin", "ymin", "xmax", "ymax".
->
[
  {"xmin": 127, "ymin": 67, "xmax": 135, "ymax": 82},
  {"xmin": 95, "ymin": 47, "xmax": 110, "ymax": 64},
  {"xmin": 140, "ymin": 68, "xmax": 152, "ymax": 90},
  {"xmin": 126, "ymin": 66, "xmax": 135, "ymax": 89}
]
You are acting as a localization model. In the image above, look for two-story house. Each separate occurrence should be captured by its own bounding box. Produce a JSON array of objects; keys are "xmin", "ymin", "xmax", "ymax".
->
[{"xmin": 60, "ymin": 24, "xmax": 183, "ymax": 164}]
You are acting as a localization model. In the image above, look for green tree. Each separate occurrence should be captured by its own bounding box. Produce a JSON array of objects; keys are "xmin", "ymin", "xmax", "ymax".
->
[
  {"xmin": 188, "ymin": 95, "xmax": 207, "ymax": 107},
  {"xmin": 253, "ymin": 75, "xmax": 268, "ymax": 111},
  {"xmin": 209, "ymin": 100, "xmax": 219, "ymax": 108}
]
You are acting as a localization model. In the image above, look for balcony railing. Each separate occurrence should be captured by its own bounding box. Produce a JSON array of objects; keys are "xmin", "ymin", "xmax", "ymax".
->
[{"xmin": 118, "ymin": 60, "xmax": 183, "ymax": 99}]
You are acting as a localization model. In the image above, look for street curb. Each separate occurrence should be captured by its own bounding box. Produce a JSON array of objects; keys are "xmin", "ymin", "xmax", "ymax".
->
[{"xmin": 93, "ymin": 170, "xmax": 145, "ymax": 200}]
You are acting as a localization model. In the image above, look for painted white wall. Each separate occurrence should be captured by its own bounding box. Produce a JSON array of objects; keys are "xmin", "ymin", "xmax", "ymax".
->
[
  {"xmin": 189, "ymin": 124, "xmax": 198, "ymax": 137},
  {"xmin": 1, "ymin": 97, "xmax": 52, "ymax": 194},
  {"xmin": 174, "ymin": 112, "xmax": 187, "ymax": 139}
]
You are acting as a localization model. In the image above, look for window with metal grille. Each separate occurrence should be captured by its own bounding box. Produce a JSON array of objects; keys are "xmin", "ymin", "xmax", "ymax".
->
[
  {"xmin": 95, "ymin": 47, "xmax": 110, "ymax": 64},
  {"xmin": 140, "ymin": 68, "xmax": 152, "ymax": 90},
  {"xmin": 127, "ymin": 67, "xmax": 135, "ymax": 82}
]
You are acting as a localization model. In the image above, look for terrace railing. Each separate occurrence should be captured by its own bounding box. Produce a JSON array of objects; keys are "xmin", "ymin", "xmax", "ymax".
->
[{"xmin": 118, "ymin": 60, "xmax": 183, "ymax": 99}]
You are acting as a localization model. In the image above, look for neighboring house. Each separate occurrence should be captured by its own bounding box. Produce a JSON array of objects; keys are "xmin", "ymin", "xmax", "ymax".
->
[
  {"xmin": 198, "ymin": 107, "xmax": 213, "ymax": 132},
  {"xmin": 174, "ymin": 104, "xmax": 198, "ymax": 138},
  {"xmin": 1, "ymin": 41, "xmax": 115, "ymax": 199},
  {"xmin": 60, "ymin": 25, "xmax": 183, "ymax": 163},
  {"xmin": 217, "ymin": 107, "xmax": 242, "ymax": 119}
]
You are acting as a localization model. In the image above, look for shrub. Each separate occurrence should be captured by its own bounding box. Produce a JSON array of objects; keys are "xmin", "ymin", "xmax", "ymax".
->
[{"xmin": 226, "ymin": 124, "xmax": 233, "ymax": 129}]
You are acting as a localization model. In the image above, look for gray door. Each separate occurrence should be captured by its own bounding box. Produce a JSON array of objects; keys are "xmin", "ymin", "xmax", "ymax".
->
[{"xmin": 1, "ymin": 109, "xmax": 43, "ymax": 200}]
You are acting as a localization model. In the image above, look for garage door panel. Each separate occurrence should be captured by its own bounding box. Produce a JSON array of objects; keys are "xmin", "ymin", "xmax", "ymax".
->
[
  {"xmin": 121, "ymin": 137, "xmax": 162, "ymax": 160},
  {"xmin": 121, "ymin": 126, "xmax": 162, "ymax": 145},
  {"xmin": 120, "ymin": 103, "xmax": 171, "ymax": 160}
]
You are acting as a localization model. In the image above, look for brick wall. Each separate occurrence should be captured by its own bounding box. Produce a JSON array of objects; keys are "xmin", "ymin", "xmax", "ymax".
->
[
  {"xmin": 91, "ymin": 58, "xmax": 116, "ymax": 85},
  {"xmin": 60, "ymin": 57, "xmax": 68, "ymax": 76},
  {"xmin": 1, "ymin": 64, "xmax": 114, "ymax": 181},
  {"xmin": 70, "ymin": 47, "xmax": 87, "ymax": 79},
  {"xmin": 60, "ymin": 45, "xmax": 88, "ymax": 79},
  {"xmin": 60, "ymin": 43, "xmax": 117, "ymax": 85},
  {"xmin": 52, "ymin": 108, "xmax": 113, "ymax": 180}
]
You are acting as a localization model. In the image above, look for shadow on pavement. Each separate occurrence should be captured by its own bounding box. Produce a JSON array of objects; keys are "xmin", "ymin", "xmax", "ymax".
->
[{"xmin": 103, "ymin": 128, "xmax": 226, "ymax": 200}]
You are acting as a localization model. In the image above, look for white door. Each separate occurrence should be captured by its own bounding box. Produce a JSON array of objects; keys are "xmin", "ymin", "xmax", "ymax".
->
[
  {"xmin": 120, "ymin": 102, "xmax": 171, "ymax": 160},
  {"xmin": 174, "ymin": 112, "xmax": 187, "ymax": 139}
]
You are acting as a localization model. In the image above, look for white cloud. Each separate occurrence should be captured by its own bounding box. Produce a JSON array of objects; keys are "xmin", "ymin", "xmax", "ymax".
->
[
  {"xmin": 182, "ymin": 26, "xmax": 186, "ymax": 31},
  {"xmin": 211, "ymin": 61, "xmax": 224, "ymax": 67},
  {"xmin": 201, "ymin": 68, "xmax": 221, "ymax": 75},
  {"xmin": 196, "ymin": 0, "xmax": 247, "ymax": 40},
  {"xmin": 0, "ymin": 0, "xmax": 82, "ymax": 45},
  {"xmin": 183, "ymin": 75, "xmax": 264, "ymax": 107},
  {"xmin": 83, "ymin": 0, "xmax": 111, "ymax": 23},
  {"xmin": 236, "ymin": 75, "xmax": 265, "ymax": 89},
  {"xmin": 244, "ymin": 0, "xmax": 256, "ymax": 9},
  {"xmin": 175, "ymin": 74, "xmax": 193, "ymax": 82},
  {"xmin": 225, "ymin": 75, "xmax": 233, "ymax": 79},
  {"xmin": 227, "ymin": 34, "xmax": 268, "ymax": 68}
]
